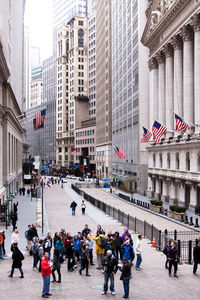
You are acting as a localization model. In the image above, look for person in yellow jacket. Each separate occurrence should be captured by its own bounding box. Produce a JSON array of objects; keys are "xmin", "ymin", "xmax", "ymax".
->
[{"xmin": 91, "ymin": 232, "xmax": 105, "ymax": 269}]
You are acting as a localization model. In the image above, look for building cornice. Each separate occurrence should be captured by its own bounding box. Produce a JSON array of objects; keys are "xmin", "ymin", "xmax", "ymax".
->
[
  {"xmin": 0, "ymin": 41, "xmax": 10, "ymax": 82},
  {"xmin": 141, "ymin": 0, "xmax": 194, "ymax": 49}
]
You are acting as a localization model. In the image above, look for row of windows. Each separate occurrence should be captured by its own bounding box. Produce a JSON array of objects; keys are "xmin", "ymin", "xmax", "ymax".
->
[
  {"xmin": 76, "ymin": 129, "xmax": 95, "ymax": 137},
  {"xmin": 76, "ymin": 138, "xmax": 95, "ymax": 145}
]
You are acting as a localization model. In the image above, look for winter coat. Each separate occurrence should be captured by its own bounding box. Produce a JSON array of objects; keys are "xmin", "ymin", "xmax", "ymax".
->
[
  {"xmin": 44, "ymin": 238, "xmax": 52, "ymax": 253},
  {"xmin": 122, "ymin": 229, "xmax": 132, "ymax": 242},
  {"xmin": 135, "ymin": 239, "xmax": 142, "ymax": 255},
  {"xmin": 102, "ymin": 255, "xmax": 118, "ymax": 273},
  {"xmin": 55, "ymin": 240, "xmax": 64, "ymax": 252},
  {"xmin": 52, "ymin": 252, "xmax": 61, "ymax": 270},
  {"xmin": 38, "ymin": 244, "xmax": 44, "ymax": 259},
  {"xmin": 65, "ymin": 241, "xmax": 74, "ymax": 257},
  {"xmin": 86, "ymin": 239, "xmax": 94, "ymax": 250},
  {"xmin": 91, "ymin": 234, "xmax": 106, "ymax": 255},
  {"xmin": 12, "ymin": 248, "xmax": 24, "ymax": 268},
  {"xmin": 119, "ymin": 259, "xmax": 131, "ymax": 279},
  {"xmin": 121, "ymin": 244, "xmax": 135, "ymax": 261},
  {"xmin": 29, "ymin": 227, "xmax": 38, "ymax": 241},
  {"xmin": 73, "ymin": 236, "xmax": 80, "ymax": 251},
  {"xmin": 70, "ymin": 201, "xmax": 77, "ymax": 208},
  {"xmin": 41, "ymin": 257, "xmax": 52, "ymax": 277},
  {"xmin": 11, "ymin": 232, "xmax": 19, "ymax": 244},
  {"xmin": 116, "ymin": 235, "xmax": 123, "ymax": 249},
  {"xmin": 167, "ymin": 246, "xmax": 178, "ymax": 260},
  {"xmin": 31, "ymin": 239, "xmax": 39, "ymax": 255},
  {"xmin": 193, "ymin": 245, "xmax": 200, "ymax": 263}
]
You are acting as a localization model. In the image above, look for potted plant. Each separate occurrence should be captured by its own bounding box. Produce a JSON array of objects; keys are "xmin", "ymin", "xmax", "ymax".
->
[
  {"xmin": 150, "ymin": 200, "xmax": 163, "ymax": 213},
  {"xmin": 169, "ymin": 205, "xmax": 186, "ymax": 221}
]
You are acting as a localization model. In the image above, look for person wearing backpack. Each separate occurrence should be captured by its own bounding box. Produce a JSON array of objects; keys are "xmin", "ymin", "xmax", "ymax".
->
[
  {"xmin": 91, "ymin": 232, "xmax": 106, "ymax": 269},
  {"xmin": 31, "ymin": 236, "xmax": 39, "ymax": 269},
  {"xmin": 79, "ymin": 243, "xmax": 91, "ymax": 276},
  {"xmin": 8, "ymin": 243, "xmax": 24, "ymax": 278},
  {"xmin": 44, "ymin": 233, "xmax": 52, "ymax": 259}
]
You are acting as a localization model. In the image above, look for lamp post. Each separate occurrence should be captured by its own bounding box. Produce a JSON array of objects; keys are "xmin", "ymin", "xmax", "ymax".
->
[{"xmin": 41, "ymin": 178, "xmax": 44, "ymax": 234}]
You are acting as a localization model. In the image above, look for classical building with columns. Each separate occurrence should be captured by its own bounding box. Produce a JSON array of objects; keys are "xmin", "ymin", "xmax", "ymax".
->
[{"xmin": 141, "ymin": 0, "xmax": 200, "ymax": 213}]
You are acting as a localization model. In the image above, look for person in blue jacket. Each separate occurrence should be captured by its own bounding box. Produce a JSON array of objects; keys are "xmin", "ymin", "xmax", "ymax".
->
[
  {"xmin": 73, "ymin": 235, "xmax": 80, "ymax": 264},
  {"xmin": 121, "ymin": 239, "xmax": 135, "ymax": 263}
]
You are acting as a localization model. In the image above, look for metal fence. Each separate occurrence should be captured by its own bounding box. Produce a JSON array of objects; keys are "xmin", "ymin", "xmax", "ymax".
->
[{"xmin": 71, "ymin": 184, "xmax": 200, "ymax": 263}]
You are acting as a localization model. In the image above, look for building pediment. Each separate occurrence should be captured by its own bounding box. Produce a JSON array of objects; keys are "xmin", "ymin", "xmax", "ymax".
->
[{"xmin": 141, "ymin": 0, "xmax": 191, "ymax": 48}]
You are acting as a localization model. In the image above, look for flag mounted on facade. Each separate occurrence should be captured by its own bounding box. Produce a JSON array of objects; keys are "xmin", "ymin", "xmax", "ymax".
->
[
  {"xmin": 175, "ymin": 114, "xmax": 188, "ymax": 132},
  {"xmin": 33, "ymin": 109, "xmax": 46, "ymax": 130},
  {"xmin": 71, "ymin": 147, "xmax": 76, "ymax": 152},
  {"xmin": 152, "ymin": 121, "xmax": 167, "ymax": 142},
  {"xmin": 115, "ymin": 146, "xmax": 125, "ymax": 159},
  {"xmin": 140, "ymin": 127, "xmax": 152, "ymax": 143}
]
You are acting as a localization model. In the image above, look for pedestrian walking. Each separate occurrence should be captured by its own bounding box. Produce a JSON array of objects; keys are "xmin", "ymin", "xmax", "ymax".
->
[
  {"xmin": 70, "ymin": 201, "xmax": 77, "ymax": 216},
  {"xmin": 27, "ymin": 188, "xmax": 30, "ymax": 197},
  {"xmin": 163, "ymin": 239, "xmax": 173, "ymax": 269},
  {"xmin": 8, "ymin": 243, "xmax": 24, "ymax": 278},
  {"xmin": 193, "ymin": 241, "xmax": 200, "ymax": 275},
  {"xmin": 29, "ymin": 224, "xmax": 38, "ymax": 241},
  {"xmin": 65, "ymin": 236, "xmax": 75, "ymax": 271},
  {"xmin": 119, "ymin": 258, "xmax": 132, "ymax": 299},
  {"xmin": 0, "ymin": 231, "xmax": 4, "ymax": 259},
  {"xmin": 11, "ymin": 228, "xmax": 19, "ymax": 245},
  {"xmin": 25, "ymin": 225, "xmax": 32, "ymax": 251},
  {"xmin": 22, "ymin": 187, "xmax": 25, "ymax": 196},
  {"xmin": 135, "ymin": 235, "xmax": 142, "ymax": 271},
  {"xmin": 52, "ymin": 249, "xmax": 61, "ymax": 283},
  {"xmin": 79, "ymin": 243, "xmax": 91, "ymax": 276},
  {"xmin": 86, "ymin": 235, "xmax": 94, "ymax": 265},
  {"xmin": 41, "ymin": 252, "xmax": 52, "ymax": 298},
  {"xmin": 19, "ymin": 188, "xmax": 22, "ymax": 196},
  {"xmin": 11, "ymin": 212, "xmax": 17, "ymax": 231},
  {"xmin": 13, "ymin": 202, "xmax": 18, "ymax": 215},
  {"xmin": 31, "ymin": 236, "xmax": 39, "ymax": 269},
  {"xmin": 101, "ymin": 250, "xmax": 118, "ymax": 295},
  {"xmin": 1, "ymin": 230, "xmax": 6, "ymax": 256},
  {"xmin": 167, "ymin": 241, "xmax": 179, "ymax": 278},
  {"xmin": 81, "ymin": 200, "xmax": 86, "ymax": 215}
]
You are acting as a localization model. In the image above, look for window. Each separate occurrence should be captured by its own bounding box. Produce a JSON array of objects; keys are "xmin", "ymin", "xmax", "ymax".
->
[
  {"xmin": 78, "ymin": 20, "xmax": 84, "ymax": 26},
  {"xmin": 78, "ymin": 29, "xmax": 84, "ymax": 47},
  {"xmin": 59, "ymin": 147, "xmax": 62, "ymax": 153},
  {"xmin": 159, "ymin": 153, "xmax": 162, "ymax": 168},
  {"xmin": 186, "ymin": 152, "xmax": 190, "ymax": 171},
  {"xmin": 176, "ymin": 153, "xmax": 179, "ymax": 170},
  {"xmin": 167, "ymin": 153, "xmax": 170, "ymax": 169},
  {"xmin": 153, "ymin": 153, "xmax": 156, "ymax": 167}
]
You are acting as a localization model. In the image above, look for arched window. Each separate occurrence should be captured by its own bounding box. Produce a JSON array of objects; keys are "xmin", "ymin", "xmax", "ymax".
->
[
  {"xmin": 78, "ymin": 29, "xmax": 84, "ymax": 47},
  {"xmin": 167, "ymin": 153, "xmax": 170, "ymax": 169},
  {"xmin": 175, "ymin": 152, "xmax": 179, "ymax": 170},
  {"xmin": 186, "ymin": 152, "xmax": 190, "ymax": 171}
]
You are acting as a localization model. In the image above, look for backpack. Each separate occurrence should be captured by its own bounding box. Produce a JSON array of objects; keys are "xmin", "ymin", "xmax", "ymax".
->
[
  {"xmin": 99, "ymin": 237, "xmax": 107, "ymax": 249},
  {"xmin": 163, "ymin": 246, "xmax": 168, "ymax": 256}
]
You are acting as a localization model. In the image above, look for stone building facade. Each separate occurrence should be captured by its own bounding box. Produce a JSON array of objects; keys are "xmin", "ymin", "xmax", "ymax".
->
[
  {"xmin": 56, "ymin": 17, "xmax": 89, "ymax": 167},
  {"xmin": 0, "ymin": 0, "xmax": 25, "ymax": 203},
  {"xmin": 141, "ymin": 0, "xmax": 200, "ymax": 212}
]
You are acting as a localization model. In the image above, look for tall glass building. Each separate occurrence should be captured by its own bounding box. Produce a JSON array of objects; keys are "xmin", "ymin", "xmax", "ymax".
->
[{"xmin": 112, "ymin": 0, "xmax": 149, "ymax": 195}]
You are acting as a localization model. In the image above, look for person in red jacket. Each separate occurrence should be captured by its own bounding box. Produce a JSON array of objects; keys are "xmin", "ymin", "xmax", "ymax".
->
[{"xmin": 41, "ymin": 252, "xmax": 52, "ymax": 298}]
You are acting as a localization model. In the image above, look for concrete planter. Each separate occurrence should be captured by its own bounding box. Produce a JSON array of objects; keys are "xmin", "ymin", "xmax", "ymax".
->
[
  {"xmin": 169, "ymin": 210, "xmax": 186, "ymax": 221},
  {"xmin": 150, "ymin": 204, "xmax": 162, "ymax": 213}
]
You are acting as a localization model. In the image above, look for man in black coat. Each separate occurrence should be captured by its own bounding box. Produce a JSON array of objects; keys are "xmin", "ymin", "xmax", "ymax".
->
[
  {"xmin": 70, "ymin": 201, "xmax": 77, "ymax": 216},
  {"xmin": 9, "ymin": 243, "xmax": 24, "ymax": 278},
  {"xmin": 193, "ymin": 241, "xmax": 200, "ymax": 275},
  {"xmin": 101, "ymin": 250, "xmax": 118, "ymax": 295},
  {"xmin": 29, "ymin": 224, "xmax": 38, "ymax": 241}
]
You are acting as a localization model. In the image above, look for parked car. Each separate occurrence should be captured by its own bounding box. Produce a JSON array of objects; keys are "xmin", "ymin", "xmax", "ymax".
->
[
  {"xmin": 62, "ymin": 178, "xmax": 68, "ymax": 183},
  {"xmin": 79, "ymin": 177, "xmax": 84, "ymax": 181},
  {"xmin": 66, "ymin": 175, "xmax": 72, "ymax": 179},
  {"xmin": 71, "ymin": 175, "xmax": 77, "ymax": 179}
]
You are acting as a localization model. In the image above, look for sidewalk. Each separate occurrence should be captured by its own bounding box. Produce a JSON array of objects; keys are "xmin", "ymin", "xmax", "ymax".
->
[
  {"xmin": 0, "ymin": 182, "xmax": 199, "ymax": 300},
  {"xmin": 0, "ymin": 188, "xmax": 48, "ymax": 255},
  {"xmin": 81, "ymin": 187, "xmax": 196, "ymax": 232}
]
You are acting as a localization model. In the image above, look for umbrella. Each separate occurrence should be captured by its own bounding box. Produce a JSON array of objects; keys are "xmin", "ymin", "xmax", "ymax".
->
[{"xmin": 103, "ymin": 177, "xmax": 111, "ymax": 181}]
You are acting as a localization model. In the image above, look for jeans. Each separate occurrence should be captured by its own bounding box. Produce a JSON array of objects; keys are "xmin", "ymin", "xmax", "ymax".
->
[
  {"xmin": 52, "ymin": 268, "xmax": 61, "ymax": 282},
  {"xmin": 103, "ymin": 272, "xmax": 115, "ymax": 293},
  {"xmin": 136, "ymin": 254, "xmax": 142, "ymax": 269},
  {"xmin": 11, "ymin": 267, "xmax": 23, "ymax": 276},
  {"xmin": 193, "ymin": 261, "xmax": 199, "ymax": 274},
  {"xmin": 42, "ymin": 275, "xmax": 50, "ymax": 295},
  {"xmin": 33, "ymin": 253, "xmax": 38, "ymax": 268},
  {"xmin": 169, "ymin": 259, "xmax": 177, "ymax": 275},
  {"xmin": 88, "ymin": 249, "xmax": 93, "ymax": 264},
  {"xmin": 72, "ymin": 208, "xmax": 76, "ymax": 215},
  {"xmin": 0, "ymin": 245, "xmax": 3, "ymax": 258},
  {"xmin": 123, "ymin": 277, "xmax": 130, "ymax": 298}
]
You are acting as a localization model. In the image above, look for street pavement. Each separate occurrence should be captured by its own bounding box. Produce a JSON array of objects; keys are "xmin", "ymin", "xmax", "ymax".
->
[
  {"xmin": 81, "ymin": 187, "xmax": 198, "ymax": 232},
  {"xmin": 0, "ymin": 181, "xmax": 200, "ymax": 300}
]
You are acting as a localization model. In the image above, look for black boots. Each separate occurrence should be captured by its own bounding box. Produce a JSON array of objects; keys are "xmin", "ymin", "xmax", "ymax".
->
[{"xmin": 19, "ymin": 273, "xmax": 24, "ymax": 278}]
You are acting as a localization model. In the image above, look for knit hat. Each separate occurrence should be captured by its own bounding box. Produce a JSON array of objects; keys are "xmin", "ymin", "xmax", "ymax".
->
[{"xmin": 107, "ymin": 250, "xmax": 112, "ymax": 255}]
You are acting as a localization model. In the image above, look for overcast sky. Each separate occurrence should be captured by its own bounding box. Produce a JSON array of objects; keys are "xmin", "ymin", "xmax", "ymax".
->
[{"xmin": 25, "ymin": 0, "xmax": 53, "ymax": 61}]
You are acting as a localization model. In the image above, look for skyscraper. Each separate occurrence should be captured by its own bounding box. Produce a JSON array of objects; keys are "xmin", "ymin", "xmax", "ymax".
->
[
  {"xmin": 111, "ymin": 0, "xmax": 149, "ymax": 194},
  {"xmin": 52, "ymin": 0, "xmax": 88, "ymax": 54},
  {"xmin": 95, "ymin": 0, "xmax": 112, "ymax": 179}
]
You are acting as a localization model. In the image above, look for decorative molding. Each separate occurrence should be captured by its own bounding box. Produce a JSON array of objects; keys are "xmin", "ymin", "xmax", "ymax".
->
[
  {"xmin": 148, "ymin": 57, "xmax": 158, "ymax": 70},
  {"xmin": 163, "ymin": 43, "xmax": 174, "ymax": 57},
  {"xmin": 171, "ymin": 34, "xmax": 182, "ymax": 50},
  {"xmin": 156, "ymin": 51, "xmax": 165, "ymax": 64},
  {"xmin": 180, "ymin": 25, "xmax": 193, "ymax": 41},
  {"xmin": 191, "ymin": 13, "xmax": 200, "ymax": 32}
]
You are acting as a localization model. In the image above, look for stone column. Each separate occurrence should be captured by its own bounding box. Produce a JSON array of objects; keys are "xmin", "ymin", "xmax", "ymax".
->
[
  {"xmin": 147, "ymin": 175, "xmax": 153, "ymax": 198},
  {"xmin": 178, "ymin": 183, "xmax": 185, "ymax": 207},
  {"xmin": 192, "ymin": 14, "xmax": 200, "ymax": 129},
  {"xmin": 171, "ymin": 35, "xmax": 183, "ymax": 119},
  {"xmin": 190, "ymin": 185, "xmax": 196, "ymax": 211},
  {"xmin": 148, "ymin": 57, "xmax": 158, "ymax": 129},
  {"xmin": 163, "ymin": 44, "xmax": 174, "ymax": 132},
  {"xmin": 180, "ymin": 25, "xmax": 194, "ymax": 125},
  {"xmin": 169, "ymin": 181, "xmax": 176, "ymax": 205},
  {"xmin": 156, "ymin": 51, "xmax": 165, "ymax": 124}
]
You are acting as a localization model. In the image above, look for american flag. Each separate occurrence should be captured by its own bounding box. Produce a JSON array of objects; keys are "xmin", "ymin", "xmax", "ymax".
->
[
  {"xmin": 115, "ymin": 146, "xmax": 125, "ymax": 159},
  {"xmin": 152, "ymin": 121, "xmax": 167, "ymax": 142},
  {"xmin": 34, "ymin": 109, "xmax": 46, "ymax": 130},
  {"xmin": 175, "ymin": 114, "xmax": 188, "ymax": 132},
  {"xmin": 140, "ymin": 127, "xmax": 152, "ymax": 143}
]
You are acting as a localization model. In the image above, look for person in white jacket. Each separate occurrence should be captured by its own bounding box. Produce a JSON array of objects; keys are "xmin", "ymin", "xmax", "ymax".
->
[
  {"xmin": 11, "ymin": 228, "xmax": 20, "ymax": 245},
  {"xmin": 135, "ymin": 235, "xmax": 142, "ymax": 271}
]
